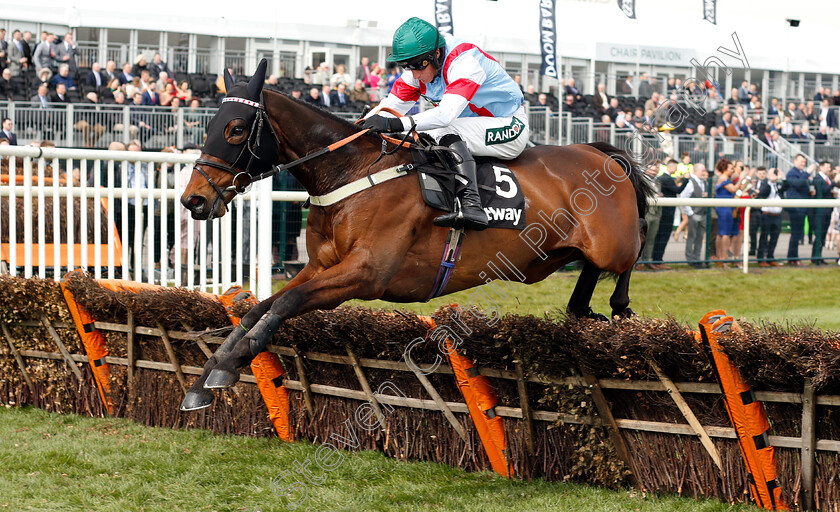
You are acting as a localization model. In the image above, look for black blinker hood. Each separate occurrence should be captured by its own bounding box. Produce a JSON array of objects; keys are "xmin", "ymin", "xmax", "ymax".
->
[{"xmin": 200, "ymin": 59, "xmax": 277, "ymax": 177}]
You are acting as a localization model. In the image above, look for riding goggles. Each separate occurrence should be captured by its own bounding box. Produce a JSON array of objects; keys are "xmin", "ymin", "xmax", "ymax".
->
[{"xmin": 400, "ymin": 55, "xmax": 434, "ymax": 71}]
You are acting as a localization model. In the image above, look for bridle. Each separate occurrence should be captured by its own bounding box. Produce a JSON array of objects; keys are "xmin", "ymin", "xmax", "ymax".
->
[
  {"xmin": 193, "ymin": 96, "xmax": 278, "ymax": 218},
  {"xmin": 191, "ymin": 96, "xmax": 422, "ymax": 218}
]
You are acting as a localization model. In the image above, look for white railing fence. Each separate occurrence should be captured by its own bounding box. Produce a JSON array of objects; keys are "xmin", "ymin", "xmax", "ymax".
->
[{"xmin": 0, "ymin": 146, "xmax": 306, "ymax": 300}]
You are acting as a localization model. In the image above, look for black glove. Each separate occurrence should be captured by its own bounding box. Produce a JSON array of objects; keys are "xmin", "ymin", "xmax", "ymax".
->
[{"xmin": 360, "ymin": 114, "xmax": 404, "ymax": 134}]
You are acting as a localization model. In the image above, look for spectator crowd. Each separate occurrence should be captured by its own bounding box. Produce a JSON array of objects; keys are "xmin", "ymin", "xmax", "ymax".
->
[
  {"xmin": 4, "ymin": 36, "xmax": 840, "ymax": 270},
  {"xmin": 636, "ymin": 152, "xmax": 839, "ymax": 270},
  {"xmin": 517, "ymin": 73, "xmax": 840, "ymax": 268},
  {"xmin": 520, "ymin": 73, "xmax": 839, "ymax": 147},
  {"xmin": 0, "ymin": 33, "xmax": 400, "ymax": 149}
]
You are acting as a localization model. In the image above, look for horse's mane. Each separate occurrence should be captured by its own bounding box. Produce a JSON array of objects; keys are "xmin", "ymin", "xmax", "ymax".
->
[
  {"xmin": 261, "ymin": 88, "xmax": 391, "ymax": 195},
  {"xmin": 264, "ymin": 88, "xmax": 365, "ymax": 133}
]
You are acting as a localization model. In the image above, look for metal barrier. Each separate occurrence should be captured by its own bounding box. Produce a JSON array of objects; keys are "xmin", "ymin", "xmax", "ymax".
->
[
  {"xmin": 766, "ymin": 78, "xmax": 785, "ymax": 101},
  {"xmin": 128, "ymin": 106, "xmax": 183, "ymax": 149},
  {"xmin": 555, "ymin": 112, "xmax": 567, "ymax": 145},
  {"xmin": 776, "ymin": 137, "xmax": 818, "ymax": 166},
  {"xmin": 592, "ymin": 122, "xmax": 612, "ymax": 145},
  {"xmin": 77, "ymin": 45, "xmax": 99, "ymax": 68},
  {"xmin": 782, "ymin": 138, "xmax": 840, "ymax": 167},
  {"xmin": 814, "ymin": 142, "xmax": 840, "ymax": 163},
  {"xmin": 673, "ymin": 135, "xmax": 712, "ymax": 169},
  {"xmin": 749, "ymin": 135, "xmax": 793, "ymax": 170},
  {"xmin": 170, "ymin": 47, "xmax": 190, "ymax": 74},
  {"xmin": 569, "ymin": 118, "xmax": 592, "ymax": 145},
  {"xmin": 195, "ymin": 49, "xmax": 212, "ymax": 75},
  {"xmin": 2, "ymin": 102, "xmax": 218, "ymax": 150},
  {"xmin": 106, "ymin": 44, "xmax": 126, "ymax": 67},
  {"xmin": 12, "ymin": 104, "xmax": 70, "ymax": 146},
  {"xmin": 526, "ymin": 106, "xmax": 552, "ymax": 145},
  {"xmin": 225, "ymin": 51, "xmax": 246, "ymax": 76},
  {"xmin": 639, "ymin": 132, "xmax": 668, "ymax": 163}
]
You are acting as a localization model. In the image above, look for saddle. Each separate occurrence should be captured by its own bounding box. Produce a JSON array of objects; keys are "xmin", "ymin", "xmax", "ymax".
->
[{"xmin": 411, "ymin": 145, "xmax": 526, "ymax": 230}]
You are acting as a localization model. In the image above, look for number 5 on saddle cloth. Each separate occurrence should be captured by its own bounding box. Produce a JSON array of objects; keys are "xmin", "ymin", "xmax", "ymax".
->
[{"xmin": 412, "ymin": 147, "xmax": 526, "ymax": 231}]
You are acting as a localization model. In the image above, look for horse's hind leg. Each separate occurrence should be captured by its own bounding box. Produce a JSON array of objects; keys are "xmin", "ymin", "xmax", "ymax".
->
[
  {"xmin": 566, "ymin": 260, "xmax": 607, "ymax": 321},
  {"xmin": 609, "ymin": 266, "xmax": 635, "ymax": 319},
  {"xmin": 604, "ymin": 218, "xmax": 646, "ymax": 319},
  {"xmin": 637, "ymin": 219, "xmax": 648, "ymax": 259},
  {"xmin": 607, "ymin": 219, "xmax": 646, "ymax": 319}
]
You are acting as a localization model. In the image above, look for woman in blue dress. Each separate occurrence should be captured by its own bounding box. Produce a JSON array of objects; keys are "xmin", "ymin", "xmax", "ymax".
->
[{"xmin": 714, "ymin": 159, "xmax": 740, "ymax": 267}]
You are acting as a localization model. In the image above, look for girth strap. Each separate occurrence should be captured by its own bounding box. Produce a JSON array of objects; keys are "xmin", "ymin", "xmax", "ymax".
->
[{"xmin": 427, "ymin": 227, "xmax": 465, "ymax": 300}]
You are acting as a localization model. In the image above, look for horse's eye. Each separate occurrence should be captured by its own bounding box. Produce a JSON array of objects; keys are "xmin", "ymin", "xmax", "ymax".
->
[{"xmin": 224, "ymin": 119, "xmax": 248, "ymax": 143}]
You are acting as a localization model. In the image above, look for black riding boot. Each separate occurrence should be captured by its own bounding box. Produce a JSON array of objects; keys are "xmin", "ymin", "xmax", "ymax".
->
[{"xmin": 433, "ymin": 137, "xmax": 489, "ymax": 231}]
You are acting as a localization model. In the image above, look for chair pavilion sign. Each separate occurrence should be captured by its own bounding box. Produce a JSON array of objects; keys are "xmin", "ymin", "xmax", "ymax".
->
[{"xmin": 596, "ymin": 43, "xmax": 696, "ymax": 67}]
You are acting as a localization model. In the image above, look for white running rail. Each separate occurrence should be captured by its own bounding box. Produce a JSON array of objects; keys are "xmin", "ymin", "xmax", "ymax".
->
[{"xmin": 0, "ymin": 145, "xmax": 306, "ymax": 300}]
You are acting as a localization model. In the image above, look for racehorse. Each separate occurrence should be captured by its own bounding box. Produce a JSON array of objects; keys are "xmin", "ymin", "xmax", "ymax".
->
[{"xmin": 179, "ymin": 60, "xmax": 653, "ymax": 411}]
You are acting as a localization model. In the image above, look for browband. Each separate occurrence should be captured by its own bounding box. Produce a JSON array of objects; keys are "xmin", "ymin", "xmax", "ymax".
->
[{"xmin": 221, "ymin": 97, "xmax": 262, "ymax": 108}]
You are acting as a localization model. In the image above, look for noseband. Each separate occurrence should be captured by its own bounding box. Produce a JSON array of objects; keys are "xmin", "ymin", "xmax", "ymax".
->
[{"xmin": 193, "ymin": 96, "xmax": 278, "ymax": 218}]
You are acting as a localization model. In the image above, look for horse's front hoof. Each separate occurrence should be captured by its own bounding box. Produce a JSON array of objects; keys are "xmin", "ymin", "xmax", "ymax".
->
[
  {"xmin": 204, "ymin": 368, "xmax": 240, "ymax": 389},
  {"xmin": 180, "ymin": 389, "xmax": 215, "ymax": 411}
]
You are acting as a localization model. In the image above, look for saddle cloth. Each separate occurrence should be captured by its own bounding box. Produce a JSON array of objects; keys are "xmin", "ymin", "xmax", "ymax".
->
[{"xmin": 414, "ymin": 151, "xmax": 526, "ymax": 230}]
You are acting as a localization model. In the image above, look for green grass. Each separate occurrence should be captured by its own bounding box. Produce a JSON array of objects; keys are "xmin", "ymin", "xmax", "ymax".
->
[
  {"xmin": 0, "ymin": 406, "xmax": 754, "ymax": 512},
  {"xmin": 331, "ymin": 266, "xmax": 840, "ymax": 331}
]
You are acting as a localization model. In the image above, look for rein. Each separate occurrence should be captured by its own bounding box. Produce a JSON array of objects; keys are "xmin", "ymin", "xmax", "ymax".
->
[
  {"xmin": 242, "ymin": 128, "xmax": 373, "ymax": 190},
  {"xmin": 246, "ymin": 107, "xmax": 420, "ymax": 188}
]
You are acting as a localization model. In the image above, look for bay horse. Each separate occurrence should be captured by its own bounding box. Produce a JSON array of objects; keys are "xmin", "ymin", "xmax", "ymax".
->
[{"xmin": 179, "ymin": 60, "xmax": 653, "ymax": 411}]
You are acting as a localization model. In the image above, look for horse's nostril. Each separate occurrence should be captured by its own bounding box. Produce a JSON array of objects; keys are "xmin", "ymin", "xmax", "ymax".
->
[{"xmin": 184, "ymin": 195, "xmax": 206, "ymax": 212}]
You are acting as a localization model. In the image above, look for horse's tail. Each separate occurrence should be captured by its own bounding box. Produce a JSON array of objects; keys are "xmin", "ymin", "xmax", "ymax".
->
[{"xmin": 584, "ymin": 141, "xmax": 654, "ymax": 219}]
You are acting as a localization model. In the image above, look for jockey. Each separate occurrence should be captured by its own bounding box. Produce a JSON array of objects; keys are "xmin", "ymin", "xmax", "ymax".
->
[{"xmin": 360, "ymin": 17, "xmax": 529, "ymax": 231}]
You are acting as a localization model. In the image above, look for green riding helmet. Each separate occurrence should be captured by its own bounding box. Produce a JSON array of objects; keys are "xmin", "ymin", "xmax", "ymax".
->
[{"xmin": 387, "ymin": 17, "xmax": 446, "ymax": 69}]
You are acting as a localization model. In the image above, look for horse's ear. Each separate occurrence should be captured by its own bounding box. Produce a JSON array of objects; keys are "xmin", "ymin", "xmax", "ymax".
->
[
  {"xmin": 223, "ymin": 68, "xmax": 235, "ymax": 93},
  {"xmin": 247, "ymin": 59, "xmax": 268, "ymax": 100}
]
